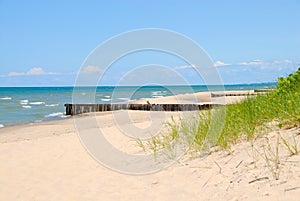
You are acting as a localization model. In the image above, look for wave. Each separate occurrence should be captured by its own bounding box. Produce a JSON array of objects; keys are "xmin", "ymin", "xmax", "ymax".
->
[
  {"xmin": 118, "ymin": 97, "xmax": 130, "ymax": 101},
  {"xmin": 0, "ymin": 124, "xmax": 4, "ymax": 128},
  {"xmin": 22, "ymin": 105, "xmax": 32, "ymax": 109},
  {"xmin": 151, "ymin": 91, "xmax": 167, "ymax": 98},
  {"xmin": 104, "ymin": 95, "xmax": 111, "ymax": 98},
  {"xmin": 101, "ymin": 98, "xmax": 111, "ymax": 102},
  {"xmin": 44, "ymin": 112, "xmax": 67, "ymax": 118},
  {"xmin": 152, "ymin": 91, "xmax": 167, "ymax": 95},
  {"xmin": 20, "ymin": 100, "xmax": 29, "ymax": 105},
  {"xmin": 45, "ymin": 104, "xmax": 59, "ymax": 107},
  {"xmin": 0, "ymin": 97, "xmax": 12, "ymax": 100},
  {"xmin": 29, "ymin": 102, "xmax": 45, "ymax": 105}
]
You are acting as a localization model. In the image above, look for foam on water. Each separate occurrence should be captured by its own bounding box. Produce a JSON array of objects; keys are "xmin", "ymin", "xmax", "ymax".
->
[
  {"xmin": 20, "ymin": 100, "xmax": 29, "ymax": 105},
  {"xmin": 118, "ymin": 98, "xmax": 130, "ymax": 101},
  {"xmin": 151, "ymin": 91, "xmax": 167, "ymax": 98},
  {"xmin": 101, "ymin": 98, "xmax": 111, "ymax": 102},
  {"xmin": 0, "ymin": 124, "xmax": 4, "ymax": 128},
  {"xmin": 45, "ymin": 104, "xmax": 59, "ymax": 107},
  {"xmin": 0, "ymin": 97, "xmax": 12, "ymax": 100},
  {"xmin": 29, "ymin": 102, "xmax": 45, "ymax": 105},
  {"xmin": 45, "ymin": 112, "xmax": 64, "ymax": 118},
  {"xmin": 22, "ymin": 105, "xmax": 32, "ymax": 109}
]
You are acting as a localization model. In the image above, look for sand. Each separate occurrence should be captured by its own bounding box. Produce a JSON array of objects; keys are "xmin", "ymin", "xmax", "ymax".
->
[
  {"xmin": 130, "ymin": 90, "xmax": 253, "ymax": 105},
  {"xmin": 0, "ymin": 92, "xmax": 300, "ymax": 201}
]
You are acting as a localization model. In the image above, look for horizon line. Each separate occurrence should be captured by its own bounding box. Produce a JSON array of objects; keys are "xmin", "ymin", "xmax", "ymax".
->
[{"xmin": 0, "ymin": 82, "xmax": 278, "ymax": 88}]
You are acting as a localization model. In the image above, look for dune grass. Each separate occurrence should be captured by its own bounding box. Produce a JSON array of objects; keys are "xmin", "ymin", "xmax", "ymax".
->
[{"xmin": 139, "ymin": 68, "xmax": 300, "ymax": 154}]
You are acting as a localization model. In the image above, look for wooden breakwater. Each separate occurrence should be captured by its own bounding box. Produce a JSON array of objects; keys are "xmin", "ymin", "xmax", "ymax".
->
[
  {"xmin": 64, "ymin": 103, "xmax": 220, "ymax": 116},
  {"xmin": 64, "ymin": 90, "xmax": 272, "ymax": 116},
  {"xmin": 211, "ymin": 91, "xmax": 268, "ymax": 97}
]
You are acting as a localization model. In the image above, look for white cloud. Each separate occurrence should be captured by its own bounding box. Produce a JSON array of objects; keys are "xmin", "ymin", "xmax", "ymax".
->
[
  {"xmin": 214, "ymin": 61, "xmax": 231, "ymax": 67},
  {"xmin": 8, "ymin": 72, "xmax": 26, "ymax": 76},
  {"xmin": 283, "ymin": 59, "xmax": 292, "ymax": 64},
  {"xmin": 230, "ymin": 59, "xmax": 299, "ymax": 73},
  {"xmin": 238, "ymin": 60, "xmax": 264, "ymax": 66},
  {"xmin": 175, "ymin": 61, "xmax": 232, "ymax": 69},
  {"xmin": 7, "ymin": 67, "xmax": 57, "ymax": 76},
  {"xmin": 27, "ymin": 67, "xmax": 46, "ymax": 75},
  {"xmin": 174, "ymin": 64, "xmax": 196, "ymax": 69},
  {"xmin": 236, "ymin": 59, "xmax": 297, "ymax": 71},
  {"xmin": 80, "ymin": 66, "xmax": 103, "ymax": 74}
]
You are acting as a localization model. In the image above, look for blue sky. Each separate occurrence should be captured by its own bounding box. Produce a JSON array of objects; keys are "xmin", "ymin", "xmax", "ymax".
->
[{"xmin": 0, "ymin": 0, "xmax": 299, "ymax": 86}]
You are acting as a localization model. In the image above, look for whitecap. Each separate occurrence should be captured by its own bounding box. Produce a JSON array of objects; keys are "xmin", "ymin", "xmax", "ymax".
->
[
  {"xmin": 118, "ymin": 98, "xmax": 130, "ymax": 101},
  {"xmin": 45, "ymin": 112, "xmax": 64, "ymax": 118},
  {"xmin": 104, "ymin": 95, "xmax": 111, "ymax": 98},
  {"xmin": 29, "ymin": 102, "xmax": 45, "ymax": 105},
  {"xmin": 45, "ymin": 104, "xmax": 59, "ymax": 107},
  {"xmin": 151, "ymin": 91, "xmax": 166, "ymax": 96},
  {"xmin": 0, "ymin": 97, "xmax": 12, "ymax": 100},
  {"xmin": 20, "ymin": 100, "xmax": 29, "ymax": 105},
  {"xmin": 22, "ymin": 105, "xmax": 32, "ymax": 109},
  {"xmin": 101, "ymin": 98, "xmax": 111, "ymax": 102},
  {"xmin": 0, "ymin": 124, "xmax": 4, "ymax": 128}
]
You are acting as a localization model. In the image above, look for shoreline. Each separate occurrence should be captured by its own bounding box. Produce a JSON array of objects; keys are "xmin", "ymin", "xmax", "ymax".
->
[
  {"xmin": 0, "ymin": 108, "xmax": 299, "ymax": 200},
  {"xmin": 0, "ymin": 90, "xmax": 254, "ymax": 129},
  {"xmin": 0, "ymin": 85, "xmax": 274, "ymax": 128},
  {"xmin": 0, "ymin": 115, "xmax": 71, "ymax": 130}
]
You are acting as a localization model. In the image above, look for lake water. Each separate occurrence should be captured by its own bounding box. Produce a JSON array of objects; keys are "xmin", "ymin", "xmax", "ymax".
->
[{"xmin": 0, "ymin": 83, "xmax": 276, "ymax": 127}]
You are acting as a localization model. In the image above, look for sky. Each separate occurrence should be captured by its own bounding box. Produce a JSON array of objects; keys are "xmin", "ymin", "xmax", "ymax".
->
[{"xmin": 0, "ymin": 0, "xmax": 299, "ymax": 86}]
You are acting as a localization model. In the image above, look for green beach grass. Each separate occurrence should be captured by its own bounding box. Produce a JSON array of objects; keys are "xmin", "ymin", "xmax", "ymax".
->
[{"xmin": 139, "ymin": 68, "xmax": 300, "ymax": 154}]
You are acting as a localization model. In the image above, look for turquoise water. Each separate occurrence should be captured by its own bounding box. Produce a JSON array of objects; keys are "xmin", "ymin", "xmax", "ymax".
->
[{"xmin": 0, "ymin": 83, "xmax": 276, "ymax": 127}]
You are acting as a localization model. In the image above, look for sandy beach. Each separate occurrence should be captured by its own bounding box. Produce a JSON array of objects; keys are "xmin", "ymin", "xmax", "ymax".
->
[
  {"xmin": 130, "ymin": 90, "xmax": 255, "ymax": 105},
  {"xmin": 1, "ymin": 0, "xmax": 298, "ymax": 200},
  {"xmin": 0, "ymin": 92, "xmax": 299, "ymax": 201}
]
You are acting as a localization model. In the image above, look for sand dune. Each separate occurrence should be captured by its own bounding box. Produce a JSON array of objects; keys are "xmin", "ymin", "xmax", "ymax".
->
[{"xmin": 0, "ymin": 92, "xmax": 299, "ymax": 200}]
